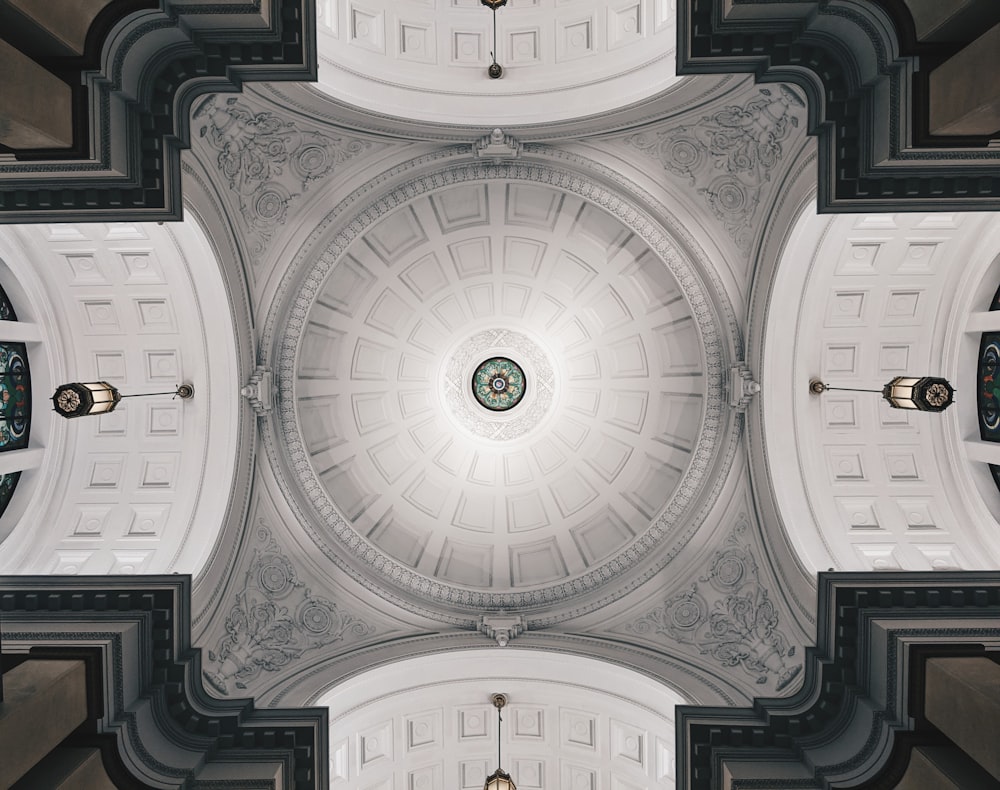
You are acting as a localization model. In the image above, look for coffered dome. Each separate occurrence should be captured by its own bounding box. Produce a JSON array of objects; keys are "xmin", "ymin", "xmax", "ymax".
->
[{"xmin": 269, "ymin": 159, "xmax": 738, "ymax": 620}]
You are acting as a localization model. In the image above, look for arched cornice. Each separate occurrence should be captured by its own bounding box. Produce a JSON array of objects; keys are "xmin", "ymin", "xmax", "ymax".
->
[
  {"xmin": 257, "ymin": 630, "xmax": 751, "ymax": 711},
  {"xmin": 678, "ymin": 570, "xmax": 1000, "ymax": 789},
  {"xmin": 0, "ymin": 0, "xmax": 316, "ymax": 223},
  {"xmin": 679, "ymin": 0, "xmax": 1000, "ymax": 212},
  {"xmin": 178, "ymin": 156, "xmax": 261, "ymax": 632},
  {"xmin": 0, "ymin": 574, "xmax": 327, "ymax": 789}
]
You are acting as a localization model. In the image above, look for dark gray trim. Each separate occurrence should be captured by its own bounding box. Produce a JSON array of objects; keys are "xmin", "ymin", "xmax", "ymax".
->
[
  {"xmin": 0, "ymin": 574, "xmax": 327, "ymax": 789},
  {"xmin": 0, "ymin": 1, "xmax": 316, "ymax": 223},
  {"xmin": 677, "ymin": 571, "xmax": 1000, "ymax": 789},
  {"xmin": 678, "ymin": 0, "xmax": 1000, "ymax": 211}
]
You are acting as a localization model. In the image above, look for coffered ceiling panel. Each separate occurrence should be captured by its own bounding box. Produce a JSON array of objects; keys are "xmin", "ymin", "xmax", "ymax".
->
[{"xmin": 0, "ymin": 219, "xmax": 241, "ymax": 578}]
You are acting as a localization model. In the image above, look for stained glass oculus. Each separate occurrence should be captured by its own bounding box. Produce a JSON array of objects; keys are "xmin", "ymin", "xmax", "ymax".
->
[
  {"xmin": 0, "ymin": 471, "xmax": 20, "ymax": 520},
  {"xmin": 0, "ymin": 282, "xmax": 16, "ymax": 321},
  {"xmin": 0, "ymin": 342, "xmax": 30, "ymax": 451},
  {"xmin": 979, "ymin": 333, "xmax": 1000, "ymax": 442},
  {"xmin": 472, "ymin": 357, "xmax": 526, "ymax": 411}
]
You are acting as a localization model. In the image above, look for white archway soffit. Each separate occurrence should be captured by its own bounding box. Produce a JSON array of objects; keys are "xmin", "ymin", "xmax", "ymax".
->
[
  {"xmin": 0, "ymin": 219, "xmax": 240, "ymax": 578},
  {"xmin": 316, "ymin": 0, "xmax": 679, "ymax": 125},
  {"xmin": 763, "ymin": 208, "xmax": 1000, "ymax": 573},
  {"xmin": 317, "ymin": 649, "xmax": 681, "ymax": 790}
]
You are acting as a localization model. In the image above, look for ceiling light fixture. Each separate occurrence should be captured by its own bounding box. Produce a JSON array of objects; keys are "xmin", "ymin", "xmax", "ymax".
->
[
  {"xmin": 809, "ymin": 376, "xmax": 955, "ymax": 412},
  {"xmin": 52, "ymin": 381, "xmax": 194, "ymax": 419},
  {"xmin": 481, "ymin": 0, "xmax": 507, "ymax": 79},
  {"xmin": 484, "ymin": 692, "xmax": 516, "ymax": 790}
]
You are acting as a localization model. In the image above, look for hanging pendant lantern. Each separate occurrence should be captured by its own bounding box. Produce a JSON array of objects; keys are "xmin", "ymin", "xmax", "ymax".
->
[
  {"xmin": 809, "ymin": 376, "xmax": 955, "ymax": 413},
  {"xmin": 52, "ymin": 382, "xmax": 194, "ymax": 419},
  {"xmin": 52, "ymin": 381, "xmax": 121, "ymax": 418},
  {"xmin": 484, "ymin": 692, "xmax": 516, "ymax": 790},
  {"xmin": 485, "ymin": 769, "xmax": 516, "ymax": 790},
  {"xmin": 481, "ymin": 0, "xmax": 507, "ymax": 78},
  {"xmin": 882, "ymin": 376, "xmax": 954, "ymax": 412}
]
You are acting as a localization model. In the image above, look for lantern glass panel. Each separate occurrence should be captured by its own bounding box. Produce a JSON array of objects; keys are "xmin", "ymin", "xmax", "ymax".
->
[{"xmin": 53, "ymin": 381, "xmax": 121, "ymax": 418}]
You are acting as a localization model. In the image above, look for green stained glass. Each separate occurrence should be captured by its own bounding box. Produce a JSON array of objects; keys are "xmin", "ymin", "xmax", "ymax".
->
[
  {"xmin": 472, "ymin": 357, "xmax": 525, "ymax": 411},
  {"xmin": 0, "ymin": 282, "xmax": 16, "ymax": 321},
  {"xmin": 0, "ymin": 342, "xmax": 30, "ymax": 451},
  {"xmin": 0, "ymin": 471, "xmax": 20, "ymax": 519}
]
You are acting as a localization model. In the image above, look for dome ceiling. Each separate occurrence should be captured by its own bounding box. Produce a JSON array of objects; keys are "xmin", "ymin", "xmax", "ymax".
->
[
  {"xmin": 272, "ymin": 164, "xmax": 736, "ymax": 619},
  {"xmin": 315, "ymin": 0, "xmax": 679, "ymax": 125}
]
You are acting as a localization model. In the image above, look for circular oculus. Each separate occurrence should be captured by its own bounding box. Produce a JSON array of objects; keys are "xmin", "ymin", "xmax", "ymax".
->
[{"xmin": 472, "ymin": 357, "xmax": 525, "ymax": 411}]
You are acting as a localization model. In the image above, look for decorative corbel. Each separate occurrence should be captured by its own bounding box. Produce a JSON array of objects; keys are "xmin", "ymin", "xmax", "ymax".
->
[
  {"xmin": 240, "ymin": 366, "xmax": 274, "ymax": 415},
  {"xmin": 480, "ymin": 614, "xmax": 524, "ymax": 647},
  {"xmin": 476, "ymin": 128, "xmax": 522, "ymax": 162},
  {"xmin": 729, "ymin": 363, "xmax": 761, "ymax": 411}
]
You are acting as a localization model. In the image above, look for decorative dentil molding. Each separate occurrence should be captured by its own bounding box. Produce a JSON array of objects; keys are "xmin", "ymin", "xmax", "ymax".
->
[
  {"xmin": 729, "ymin": 363, "xmax": 761, "ymax": 412},
  {"xmin": 195, "ymin": 96, "xmax": 370, "ymax": 262},
  {"xmin": 476, "ymin": 128, "xmax": 523, "ymax": 161},
  {"xmin": 241, "ymin": 366, "xmax": 274, "ymax": 416},
  {"xmin": 480, "ymin": 614, "xmax": 525, "ymax": 647},
  {"xmin": 627, "ymin": 518, "xmax": 802, "ymax": 691},
  {"xmin": 626, "ymin": 87, "xmax": 804, "ymax": 254},
  {"xmin": 204, "ymin": 523, "xmax": 375, "ymax": 696}
]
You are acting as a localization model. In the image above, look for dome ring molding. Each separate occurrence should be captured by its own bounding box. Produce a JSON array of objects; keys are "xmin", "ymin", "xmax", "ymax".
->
[{"xmin": 267, "ymin": 157, "xmax": 738, "ymax": 620}]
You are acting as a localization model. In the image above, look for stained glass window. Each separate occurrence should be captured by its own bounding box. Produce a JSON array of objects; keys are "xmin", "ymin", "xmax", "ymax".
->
[
  {"xmin": 0, "ymin": 471, "xmax": 20, "ymax": 519},
  {"xmin": 0, "ymin": 282, "xmax": 16, "ymax": 321},
  {"xmin": 0, "ymin": 342, "xmax": 30, "ymax": 451}
]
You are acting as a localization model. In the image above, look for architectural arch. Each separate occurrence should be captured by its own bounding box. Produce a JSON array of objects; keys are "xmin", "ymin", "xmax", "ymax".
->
[
  {"xmin": 0, "ymin": 213, "xmax": 242, "ymax": 579},
  {"xmin": 313, "ymin": 648, "xmax": 687, "ymax": 789}
]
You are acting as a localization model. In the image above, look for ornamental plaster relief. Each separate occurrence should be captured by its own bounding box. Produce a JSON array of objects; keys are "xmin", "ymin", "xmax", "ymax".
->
[
  {"xmin": 203, "ymin": 522, "xmax": 378, "ymax": 696},
  {"xmin": 192, "ymin": 95, "xmax": 381, "ymax": 265},
  {"xmin": 620, "ymin": 516, "xmax": 803, "ymax": 694},
  {"xmin": 625, "ymin": 85, "xmax": 807, "ymax": 255}
]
